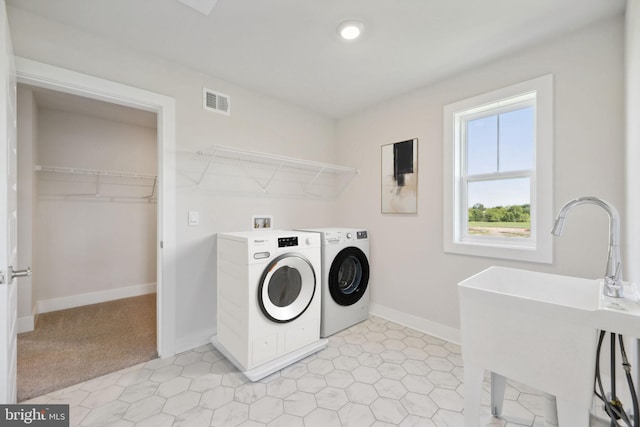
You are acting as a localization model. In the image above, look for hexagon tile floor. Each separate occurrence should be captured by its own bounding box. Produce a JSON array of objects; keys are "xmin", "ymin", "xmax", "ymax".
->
[{"xmin": 24, "ymin": 316, "xmax": 549, "ymax": 427}]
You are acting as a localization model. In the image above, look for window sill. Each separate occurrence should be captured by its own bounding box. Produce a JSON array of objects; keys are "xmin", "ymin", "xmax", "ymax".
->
[{"xmin": 444, "ymin": 240, "xmax": 552, "ymax": 264}]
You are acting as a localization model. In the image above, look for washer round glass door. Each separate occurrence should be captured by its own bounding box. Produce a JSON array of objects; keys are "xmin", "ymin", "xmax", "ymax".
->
[
  {"xmin": 328, "ymin": 247, "xmax": 370, "ymax": 306},
  {"xmin": 258, "ymin": 253, "xmax": 317, "ymax": 323}
]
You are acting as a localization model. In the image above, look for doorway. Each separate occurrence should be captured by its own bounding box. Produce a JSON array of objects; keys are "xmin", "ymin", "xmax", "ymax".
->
[
  {"xmin": 16, "ymin": 84, "xmax": 160, "ymax": 400},
  {"xmin": 13, "ymin": 58, "xmax": 177, "ymax": 401}
]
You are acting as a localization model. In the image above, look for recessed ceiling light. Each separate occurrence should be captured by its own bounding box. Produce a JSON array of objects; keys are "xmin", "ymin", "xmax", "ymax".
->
[{"xmin": 337, "ymin": 20, "xmax": 364, "ymax": 41}]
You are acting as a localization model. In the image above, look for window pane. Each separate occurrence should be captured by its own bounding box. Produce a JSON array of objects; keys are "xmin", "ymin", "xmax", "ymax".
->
[
  {"xmin": 467, "ymin": 178, "xmax": 531, "ymax": 238},
  {"xmin": 499, "ymin": 106, "xmax": 534, "ymax": 172},
  {"xmin": 466, "ymin": 115, "xmax": 497, "ymax": 175}
]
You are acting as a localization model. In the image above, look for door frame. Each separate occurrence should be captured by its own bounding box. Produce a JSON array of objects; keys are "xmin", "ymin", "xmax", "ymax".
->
[{"xmin": 15, "ymin": 57, "xmax": 177, "ymax": 358}]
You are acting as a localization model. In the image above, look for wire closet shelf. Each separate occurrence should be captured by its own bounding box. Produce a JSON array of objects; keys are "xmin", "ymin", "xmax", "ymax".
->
[
  {"xmin": 36, "ymin": 165, "xmax": 158, "ymax": 202},
  {"xmin": 179, "ymin": 144, "xmax": 359, "ymax": 199}
]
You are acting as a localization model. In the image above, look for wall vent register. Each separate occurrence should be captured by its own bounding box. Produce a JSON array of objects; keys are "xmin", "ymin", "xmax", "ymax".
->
[{"xmin": 203, "ymin": 88, "xmax": 230, "ymax": 115}]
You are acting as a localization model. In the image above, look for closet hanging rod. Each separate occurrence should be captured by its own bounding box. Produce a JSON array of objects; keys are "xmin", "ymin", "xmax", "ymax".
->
[{"xmin": 35, "ymin": 165, "xmax": 157, "ymax": 180}]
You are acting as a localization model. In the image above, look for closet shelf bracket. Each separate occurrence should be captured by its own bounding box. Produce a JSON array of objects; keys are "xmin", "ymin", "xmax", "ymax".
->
[
  {"xmin": 35, "ymin": 165, "xmax": 158, "ymax": 202},
  {"xmin": 183, "ymin": 145, "xmax": 359, "ymax": 199}
]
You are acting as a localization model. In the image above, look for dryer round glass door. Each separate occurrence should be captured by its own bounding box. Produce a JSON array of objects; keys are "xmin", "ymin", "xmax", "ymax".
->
[
  {"xmin": 328, "ymin": 247, "xmax": 370, "ymax": 306},
  {"xmin": 258, "ymin": 254, "xmax": 317, "ymax": 323}
]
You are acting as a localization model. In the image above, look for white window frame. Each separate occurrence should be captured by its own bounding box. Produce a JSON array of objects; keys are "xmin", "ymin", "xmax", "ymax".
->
[{"xmin": 443, "ymin": 75, "xmax": 553, "ymax": 263}]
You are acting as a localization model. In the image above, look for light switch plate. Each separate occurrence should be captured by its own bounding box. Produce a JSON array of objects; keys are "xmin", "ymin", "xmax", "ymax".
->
[{"xmin": 188, "ymin": 211, "xmax": 200, "ymax": 226}]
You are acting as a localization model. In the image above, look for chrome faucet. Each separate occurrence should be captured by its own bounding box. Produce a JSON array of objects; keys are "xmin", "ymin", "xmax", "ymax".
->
[{"xmin": 551, "ymin": 196, "xmax": 623, "ymax": 298}]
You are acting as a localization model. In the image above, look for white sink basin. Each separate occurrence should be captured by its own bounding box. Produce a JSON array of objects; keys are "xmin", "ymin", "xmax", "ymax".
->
[
  {"xmin": 596, "ymin": 281, "xmax": 640, "ymax": 337},
  {"xmin": 460, "ymin": 266, "xmax": 600, "ymax": 310},
  {"xmin": 458, "ymin": 266, "xmax": 640, "ymax": 426},
  {"xmin": 459, "ymin": 266, "xmax": 640, "ymax": 336}
]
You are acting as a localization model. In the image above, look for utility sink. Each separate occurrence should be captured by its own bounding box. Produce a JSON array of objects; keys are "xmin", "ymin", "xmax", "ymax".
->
[{"xmin": 458, "ymin": 266, "xmax": 640, "ymax": 426}]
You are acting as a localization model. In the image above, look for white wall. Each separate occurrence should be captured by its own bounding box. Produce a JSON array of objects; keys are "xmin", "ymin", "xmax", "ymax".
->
[
  {"xmin": 9, "ymin": 4, "xmax": 626, "ymax": 351},
  {"xmin": 34, "ymin": 108, "xmax": 157, "ymax": 307},
  {"xmin": 625, "ymin": 0, "xmax": 640, "ymax": 398},
  {"xmin": 16, "ymin": 86, "xmax": 37, "ymax": 331},
  {"xmin": 7, "ymin": 7, "xmax": 339, "ymax": 350},
  {"xmin": 626, "ymin": 0, "xmax": 640, "ymax": 283},
  {"xmin": 336, "ymin": 16, "xmax": 625, "ymax": 340}
]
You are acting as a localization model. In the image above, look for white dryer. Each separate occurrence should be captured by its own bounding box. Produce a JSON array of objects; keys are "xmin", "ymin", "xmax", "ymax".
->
[
  {"xmin": 213, "ymin": 230, "xmax": 326, "ymax": 381},
  {"xmin": 296, "ymin": 228, "xmax": 370, "ymax": 337}
]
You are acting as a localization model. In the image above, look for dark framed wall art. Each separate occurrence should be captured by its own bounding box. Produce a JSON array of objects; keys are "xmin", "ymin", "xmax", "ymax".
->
[{"xmin": 381, "ymin": 138, "xmax": 418, "ymax": 214}]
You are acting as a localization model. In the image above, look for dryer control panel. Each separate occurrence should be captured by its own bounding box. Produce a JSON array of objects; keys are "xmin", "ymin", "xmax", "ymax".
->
[
  {"xmin": 321, "ymin": 229, "xmax": 368, "ymax": 244},
  {"xmin": 323, "ymin": 231, "xmax": 342, "ymax": 245}
]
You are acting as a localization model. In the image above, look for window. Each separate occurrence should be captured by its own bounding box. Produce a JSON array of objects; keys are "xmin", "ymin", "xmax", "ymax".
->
[{"xmin": 443, "ymin": 75, "xmax": 553, "ymax": 263}]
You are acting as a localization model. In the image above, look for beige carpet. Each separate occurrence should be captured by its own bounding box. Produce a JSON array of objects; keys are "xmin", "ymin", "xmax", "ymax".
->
[{"xmin": 17, "ymin": 294, "xmax": 158, "ymax": 402}]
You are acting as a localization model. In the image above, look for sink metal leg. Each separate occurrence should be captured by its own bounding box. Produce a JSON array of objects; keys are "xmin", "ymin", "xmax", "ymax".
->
[
  {"xmin": 464, "ymin": 363, "xmax": 484, "ymax": 426},
  {"xmin": 556, "ymin": 398, "xmax": 590, "ymax": 427},
  {"xmin": 490, "ymin": 372, "xmax": 507, "ymax": 416}
]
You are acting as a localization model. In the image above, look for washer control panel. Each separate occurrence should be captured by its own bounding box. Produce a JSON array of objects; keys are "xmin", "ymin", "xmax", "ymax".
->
[{"xmin": 278, "ymin": 236, "xmax": 299, "ymax": 247}]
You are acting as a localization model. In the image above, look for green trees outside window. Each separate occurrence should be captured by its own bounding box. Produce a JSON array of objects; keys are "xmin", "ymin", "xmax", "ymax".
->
[{"xmin": 468, "ymin": 203, "xmax": 531, "ymax": 237}]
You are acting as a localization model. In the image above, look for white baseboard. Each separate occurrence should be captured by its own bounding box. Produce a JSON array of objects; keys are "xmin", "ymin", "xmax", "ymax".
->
[
  {"xmin": 175, "ymin": 306, "xmax": 459, "ymax": 359},
  {"xmin": 369, "ymin": 302, "xmax": 461, "ymax": 345},
  {"xmin": 17, "ymin": 315, "xmax": 35, "ymax": 334},
  {"xmin": 175, "ymin": 327, "xmax": 217, "ymax": 354},
  {"xmin": 36, "ymin": 282, "xmax": 157, "ymax": 314}
]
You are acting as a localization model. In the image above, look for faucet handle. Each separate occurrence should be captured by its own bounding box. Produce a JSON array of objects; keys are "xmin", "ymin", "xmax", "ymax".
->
[
  {"xmin": 614, "ymin": 262, "xmax": 622, "ymax": 280},
  {"xmin": 604, "ymin": 274, "xmax": 624, "ymax": 298}
]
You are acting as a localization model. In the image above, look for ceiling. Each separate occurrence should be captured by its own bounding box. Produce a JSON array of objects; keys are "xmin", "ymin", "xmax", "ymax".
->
[
  {"xmin": 27, "ymin": 85, "xmax": 157, "ymax": 129},
  {"xmin": 8, "ymin": 0, "xmax": 626, "ymax": 118}
]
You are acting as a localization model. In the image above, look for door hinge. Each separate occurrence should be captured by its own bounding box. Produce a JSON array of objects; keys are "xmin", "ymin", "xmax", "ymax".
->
[{"xmin": 160, "ymin": 240, "xmax": 164, "ymax": 249}]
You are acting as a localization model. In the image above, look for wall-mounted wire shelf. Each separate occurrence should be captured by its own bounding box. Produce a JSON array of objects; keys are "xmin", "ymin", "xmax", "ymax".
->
[
  {"xmin": 178, "ymin": 145, "xmax": 359, "ymax": 199},
  {"xmin": 36, "ymin": 165, "xmax": 157, "ymax": 203}
]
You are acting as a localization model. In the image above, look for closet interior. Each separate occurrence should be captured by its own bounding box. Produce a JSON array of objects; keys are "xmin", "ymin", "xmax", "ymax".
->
[{"xmin": 16, "ymin": 85, "xmax": 159, "ymax": 401}]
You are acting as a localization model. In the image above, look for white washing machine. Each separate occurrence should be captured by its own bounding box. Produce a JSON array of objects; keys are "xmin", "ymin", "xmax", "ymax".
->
[
  {"xmin": 296, "ymin": 227, "xmax": 370, "ymax": 337},
  {"xmin": 213, "ymin": 229, "xmax": 326, "ymax": 381}
]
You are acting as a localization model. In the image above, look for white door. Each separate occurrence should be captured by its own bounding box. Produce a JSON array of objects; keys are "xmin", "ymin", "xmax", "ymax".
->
[{"xmin": 0, "ymin": 0, "xmax": 19, "ymax": 404}]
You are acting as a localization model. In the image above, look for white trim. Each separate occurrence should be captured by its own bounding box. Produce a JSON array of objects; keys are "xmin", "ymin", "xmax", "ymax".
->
[
  {"xmin": 175, "ymin": 327, "xmax": 218, "ymax": 355},
  {"xmin": 626, "ymin": 0, "xmax": 640, "ymax": 400},
  {"xmin": 369, "ymin": 302, "xmax": 461, "ymax": 345},
  {"xmin": 19, "ymin": 283, "xmax": 157, "ymax": 333},
  {"xmin": 211, "ymin": 335, "xmax": 327, "ymax": 382},
  {"xmin": 443, "ymin": 74, "xmax": 554, "ymax": 264},
  {"xmin": 16, "ymin": 315, "xmax": 34, "ymax": 334},
  {"xmin": 36, "ymin": 283, "xmax": 157, "ymax": 314},
  {"xmin": 15, "ymin": 57, "xmax": 177, "ymax": 358}
]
